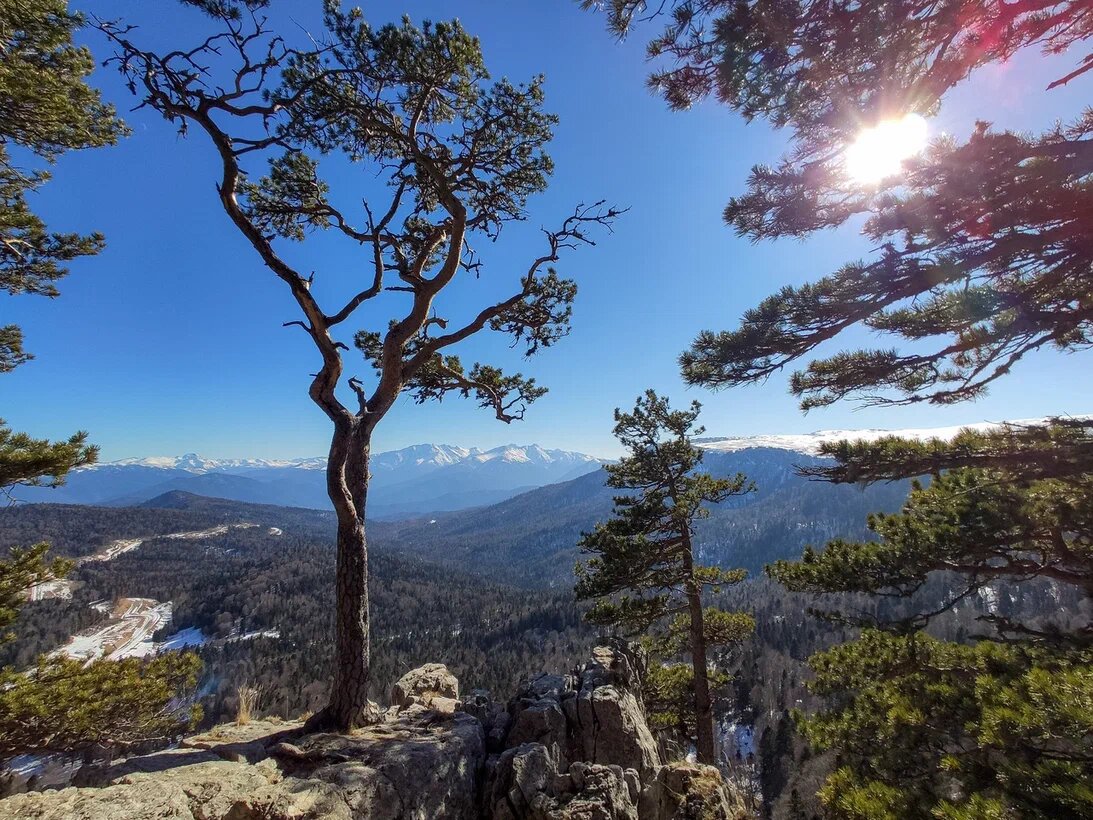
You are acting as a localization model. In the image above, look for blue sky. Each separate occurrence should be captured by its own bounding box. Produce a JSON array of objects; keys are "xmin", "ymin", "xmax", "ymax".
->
[{"xmin": 3, "ymin": 0, "xmax": 1090, "ymax": 460}]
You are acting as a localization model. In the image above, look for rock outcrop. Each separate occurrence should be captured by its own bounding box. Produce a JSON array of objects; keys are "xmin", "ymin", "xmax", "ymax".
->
[
  {"xmin": 0, "ymin": 646, "xmax": 746, "ymax": 820},
  {"xmin": 483, "ymin": 644, "xmax": 744, "ymax": 820},
  {"xmin": 1, "ymin": 710, "xmax": 484, "ymax": 820}
]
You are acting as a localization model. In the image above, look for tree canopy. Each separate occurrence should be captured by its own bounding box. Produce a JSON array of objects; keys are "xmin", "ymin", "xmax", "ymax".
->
[
  {"xmin": 588, "ymin": 0, "xmax": 1092, "ymax": 411},
  {"xmin": 101, "ymin": 1, "xmax": 619, "ymax": 730},
  {"xmin": 588, "ymin": 0, "xmax": 1093, "ymax": 815},
  {"xmin": 0, "ymin": 0, "xmax": 125, "ymax": 372}
]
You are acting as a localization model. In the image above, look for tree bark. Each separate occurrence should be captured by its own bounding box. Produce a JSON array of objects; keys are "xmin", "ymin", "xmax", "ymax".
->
[
  {"xmin": 681, "ymin": 528, "xmax": 715, "ymax": 765},
  {"xmin": 310, "ymin": 418, "xmax": 372, "ymax": 732}
]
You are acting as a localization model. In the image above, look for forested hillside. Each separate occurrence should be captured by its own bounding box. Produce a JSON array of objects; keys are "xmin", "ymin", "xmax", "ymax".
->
[
  {"xmin": 0, "ymin": 446, "xmax": 908, "ymax": 730},
  {"xmin": 383, "ymin": 448, "xmax": 912, "ymax": 584},
  {"xmin": 1, "ymin": 451, "xmax": 1075, "ymax": 815},
  {"xmin": 0, "ymin": 500, "xmax": 595, "ymax": 725}
]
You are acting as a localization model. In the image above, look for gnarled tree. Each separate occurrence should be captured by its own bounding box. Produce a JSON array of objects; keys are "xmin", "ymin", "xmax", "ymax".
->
[{"xmin": 102, "ymin": 3, "xmax": 619, "ymax": 730}]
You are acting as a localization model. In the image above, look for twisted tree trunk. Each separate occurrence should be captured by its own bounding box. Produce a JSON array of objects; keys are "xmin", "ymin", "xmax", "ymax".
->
[{"xmin": 311, "ymin": 419, "xmax": 373, "ymax": 732}]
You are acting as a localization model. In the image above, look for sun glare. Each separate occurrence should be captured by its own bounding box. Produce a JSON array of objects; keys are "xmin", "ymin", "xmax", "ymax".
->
[{"xmin": 845, "ymin": 113, "xmax": 929, "ymax": 184}]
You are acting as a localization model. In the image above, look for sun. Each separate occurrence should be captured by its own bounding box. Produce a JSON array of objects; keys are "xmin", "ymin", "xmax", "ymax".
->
[{"xmin": 845, "ymin": 113, "xmax": 929, "ymax": 184}]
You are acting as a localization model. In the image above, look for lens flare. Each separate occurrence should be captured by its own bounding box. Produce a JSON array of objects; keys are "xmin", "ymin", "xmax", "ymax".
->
[{"xmin": 845, "ymin": 113, "xmax": 929, "ymax": 184}]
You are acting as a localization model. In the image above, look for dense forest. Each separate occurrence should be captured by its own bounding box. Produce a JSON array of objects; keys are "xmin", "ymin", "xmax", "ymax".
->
[{"xmin": 2, "ymin": 461, "xmax": 1074, "ymax": 817}]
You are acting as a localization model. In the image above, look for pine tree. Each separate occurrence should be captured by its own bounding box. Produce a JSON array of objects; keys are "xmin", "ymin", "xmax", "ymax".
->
[
  {"xmin": 575, "ymin": 391, "xmax": 754, "ymax": 764},
  {"xmin": 587, "ymin": 2, "xmax": 1093, "ymax": 815},
  {"xmin": 0, "ymin": 2, "xmax": 201, "ymax": 758},
  {"xmin": 0, "ymin": 0, "xmax": 115, "ymax": 488},
  {"xmin": 0, "ymin": 0, "xmax": 125, "ymax": 373},
  {"xmin": 100, "ymin": 3, "xmax": 620, "ymax": 731}
]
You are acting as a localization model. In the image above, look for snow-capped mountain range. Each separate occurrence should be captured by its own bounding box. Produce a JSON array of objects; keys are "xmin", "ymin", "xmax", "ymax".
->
[
  {"xmin": 96, "ymin": 444, "xmax": 598, "ymax": 475},
  {"xmin": 17, "ymin": 444, "xmax": 604, "ymax": 519},
  {"xmin": 13, "ymin": 418, "xmax": 1080, "ymax": 519},
  {"xmin": 694, "ymin": 416, "xmax": 1081, "ymax": 455}
]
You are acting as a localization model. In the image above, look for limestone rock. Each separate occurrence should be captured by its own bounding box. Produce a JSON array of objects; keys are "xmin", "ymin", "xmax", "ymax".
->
[
  {"xmin": 0, "ymin": 647, "xmax": 747, "ymax": 820},
  {"xmin": 0, "ymin": 754, "xmax": 346, "ymax": 820},
  {"xmin": 506, "ymin": 675, "xmax": 570, "ymax": 765},
  {"xmin": 278, "ymin": 710, "xmax": 485, "ymax": 820},
  {"xmin": 390, "ymin": 662, "xmax": 459, "ymax": 709},
  {"xmin": 570, "ymin": 646, "xmax": 661, "ymax": 780},
  {"xmin": 638, "ymin": 762, "xmax": 748, "ymax": 820},
  {"xmin": 0, "ymin": 699, "xmax": 485, "ymax": 820},
  {"xmin": 486, "ymin": 743, "xmax": 638, "ymax": 820},
  {"xmin": 460, "ymin": 689, "xmax": 510, "ymax": 752}
]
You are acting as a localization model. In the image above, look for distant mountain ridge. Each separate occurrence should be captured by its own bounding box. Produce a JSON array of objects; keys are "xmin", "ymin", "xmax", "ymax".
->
[
  {"xmin": 15, "ymin": 443, "xmax": 604, "ymax": 519},
  {"xmin": 15, "ymin": 418, "xmax": 1077, "ymax": 519},
  {"xmin": 694, "ymin": 415, "xmax": 1085, "ymax": 455},
  {"xmin": 97, "ymin": 443, "xmax": 596, "ymax": 474}
]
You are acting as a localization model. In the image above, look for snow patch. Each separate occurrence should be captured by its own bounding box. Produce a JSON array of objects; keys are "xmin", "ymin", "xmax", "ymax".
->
[
  {"xmin": 157, "ymin": 626, "xmax": 209, "ymax": 651},
  {"xmin": 26, "ymin": 579, "xmax": 74, "ymax": 602},
  {"xmin": 79, "ymin": 523, "xmax": 259, "ymax": 565}
]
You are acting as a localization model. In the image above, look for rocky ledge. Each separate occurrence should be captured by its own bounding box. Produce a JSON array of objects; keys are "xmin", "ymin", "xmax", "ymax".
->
[{"xmin": 0, "ymin": 645, "xmax": 746, "ymax": 819}]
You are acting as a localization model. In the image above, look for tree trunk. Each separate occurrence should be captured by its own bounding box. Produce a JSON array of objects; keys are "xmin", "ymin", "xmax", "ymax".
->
[
  {"xmin": 681, "ymin": 529, "xmax": 716, "ymax": 765},
  {"xmin": 313, "ymin": 418, "xmax": 372, "ymax": 732}
]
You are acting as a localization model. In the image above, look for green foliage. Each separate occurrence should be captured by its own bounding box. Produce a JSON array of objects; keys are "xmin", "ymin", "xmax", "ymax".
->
[
  {"xmin": 770, "ymin": 462, "xmax": 1092, "ymax": 623},
  {"xmin": 575, "ymin": 390, "xmax": 752, "ymax": 631},
  {"xmin": 0, "ymin": 0, "xmax": 125, "ymax": 371},
  {"xmin": 645, "ymin": 660, "xmax": 730, "ymax": 734},
  {"xmin": 589, "ymin": 1, "xmax": 1092, "ymax": 119},
  {"xmin": 764, "ymin": 446, "xmax": 1093, "ymax": 813},
  {"xmin": 802, "ymin": 631, "xmax": 1092, "ymax": 819},
  {"xmin": 0, "ymin": 422, "xmax": 97, "ymax": 492},
  {"xmin": 0, "ymin": 541, "xmax": 70, "ymax": 638},
  {"xmin": 0, "ymin": 653, "xmax": 202, "ymax": 756}
]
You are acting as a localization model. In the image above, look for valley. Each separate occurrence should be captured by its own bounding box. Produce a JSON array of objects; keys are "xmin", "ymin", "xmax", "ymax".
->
[{"xmin": 1, "ymin": 433, "xmax": 1078, "ymax": 815}]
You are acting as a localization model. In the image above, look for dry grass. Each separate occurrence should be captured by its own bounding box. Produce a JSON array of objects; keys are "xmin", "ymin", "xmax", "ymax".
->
[{"xmin": 235, "ymin": 684, "xmax": 262, "ymax": 726}]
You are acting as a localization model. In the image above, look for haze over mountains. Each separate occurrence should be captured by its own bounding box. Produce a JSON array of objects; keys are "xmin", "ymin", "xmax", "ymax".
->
[
  {"xmin": 13, "ymin": 443, "xmax": 605, "ymax": 519},
  {"xmin": 14, "ymin": 418, "xmax": 1068, "ymax": 519}
]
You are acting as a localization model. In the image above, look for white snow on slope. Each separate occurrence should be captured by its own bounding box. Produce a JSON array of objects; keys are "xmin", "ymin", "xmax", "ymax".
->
[
  {"xmin": 93, "ymin": 444, "xmax": 602, "ymax": 474},
  {"xmin": 41, "ymin": 524, "xmax": 270, "ymax": 663},
  {"xmin": 157, "ymin": 626, "xmax": 209, "ymax": 651},
  {"xmin": 26, "ymin": 579, "xmax": 74, "ymax": 601},
  {"xmin": 78, "ymin": 523, "xmax": 258, "ymax": 564},
  {"xmin": 695, "ymin": 416, "xmax": 1088, "ymax": 456},
  {"xmin": 51, "ymin": 598, "xmax": 172, "ymax": 664}
]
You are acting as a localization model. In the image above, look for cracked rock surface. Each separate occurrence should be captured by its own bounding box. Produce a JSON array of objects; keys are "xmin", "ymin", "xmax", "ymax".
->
[
  {"xmin": 0, "ymin": 648, "xmax": 745, "ymax": 819},
  {"xmin": 0, "ymin": 710, "xmax": 484, "ymax": 820}
]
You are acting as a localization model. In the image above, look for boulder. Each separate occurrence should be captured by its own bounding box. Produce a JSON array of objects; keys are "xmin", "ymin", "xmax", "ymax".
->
[
  {"xmin": 390, "ymin": 662, "xmax": 459, "ymax": 709},
  {"xmin": 505, "ymin": 675, "xmax": 570, "ymax": 765},
  {"xmin": 460, "ymin": 689, "xmax": 510, "ymax": 752},
  {"xmin": 276, "ymin": 710, "xmax": 485, "ymax": 820},
  {"xmin": 0, "ymin": 754, "xmax": 347, "ymax": 820}
]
